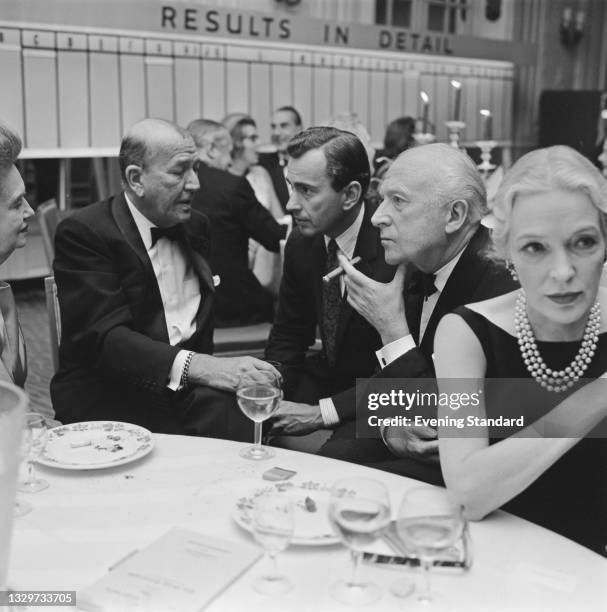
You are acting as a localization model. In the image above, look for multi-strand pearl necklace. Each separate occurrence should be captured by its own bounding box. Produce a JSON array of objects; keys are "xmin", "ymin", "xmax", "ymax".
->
[{"xmin": 514, "ymin": 290, "xmax": 601, "ymax": 392}]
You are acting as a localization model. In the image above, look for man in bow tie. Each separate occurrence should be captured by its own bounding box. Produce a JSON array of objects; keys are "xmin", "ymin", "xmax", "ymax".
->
[
  {"xmin": 316, "ymin": 143, "xmax": 517, "ymax": 482},
  {"xmin": 51, "ymin": 118, "xmax": 277, "ymax": 438},
  {"xmin": 0, "ymin": 122, "xmax": 34, "ymax": 388}
]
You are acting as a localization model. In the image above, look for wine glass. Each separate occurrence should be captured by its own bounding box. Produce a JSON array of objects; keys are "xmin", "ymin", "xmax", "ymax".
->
[
  {"xmin": 397, "ymin": 486, "xmax": 464, "ymax": 606},
  {"xmin": 328, "ymin": 477, "xmax": 392, "ymax": 606},
  {"xmin": 14, "ymin": 427, "xmax": 33, "ymax": 517},
  {"xmin": 251, "ymin": 492, "xmax": 294, "ymax": 594},
  {"xmin": 18, "ymin": 413, "xmax": 48, "ymax": 493},
  {"xmin": 236, "ymin": 371, "xmax": 281, "ymax": 460}
]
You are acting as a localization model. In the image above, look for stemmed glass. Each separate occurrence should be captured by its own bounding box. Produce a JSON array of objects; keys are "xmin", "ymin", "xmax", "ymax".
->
[
  {"xmin": 397, "ymin": 486, "xmax": 464, "ymax": 607},
  {"xmin": 328, "ymin": 477, "xmax": 392, "ymax": 606},
  {"xmin": 18, "ymin": 413, "xmax": 49, "ymax": 493},
  {"xmin": 251, "ymin": 492, "xmax": 294, "ymax": 594},
  {"xmin": 14, "ymin": 427, "xmax": 33, "ymax": 517},
  {"xmin": 236, "ymin": 371, "xmax": 281, "ymax": 460}
]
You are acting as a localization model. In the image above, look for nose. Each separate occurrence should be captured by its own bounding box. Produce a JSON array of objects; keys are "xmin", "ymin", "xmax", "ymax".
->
[
  {"xmin": 371, "ymin": 198, "xmax": 389, "ymax": 227},
  {"xmin": 23, "ymin": 199, "xmax": 34, "ymax": 219},
  {"xmin": 185, "ymin": 167, "xmax": 199, "ymax": 191},
  {"xmin": 285, "ymin": 191, "xmax": 299, "ymax": 214},
  {"xmin": 549, "ymin": 248, "xmax": 575, "ymax": 283}
]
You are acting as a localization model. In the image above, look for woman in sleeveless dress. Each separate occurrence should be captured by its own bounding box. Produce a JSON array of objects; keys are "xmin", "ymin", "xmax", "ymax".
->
[{"xmin": 434, "ymin": 146, "xmax": 607, "ymax": 555}]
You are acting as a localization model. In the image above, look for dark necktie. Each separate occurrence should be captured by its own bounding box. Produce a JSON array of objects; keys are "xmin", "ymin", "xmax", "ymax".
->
[
  {"xmin": 322, "ymin": 239, "xmax": 341, "ymax": 366},
  {"xmin": 150, "ymin": 225, "xmax": 182, "ymax": 246}
]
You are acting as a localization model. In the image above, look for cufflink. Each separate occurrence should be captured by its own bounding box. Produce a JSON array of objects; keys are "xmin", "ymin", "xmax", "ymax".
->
[{"xmin": 213, "ymin": 275, "xmax": 221, "ymax": 287}]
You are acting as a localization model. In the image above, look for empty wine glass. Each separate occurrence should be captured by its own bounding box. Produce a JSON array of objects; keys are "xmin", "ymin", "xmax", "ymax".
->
[
  {"xmin": 397, "ymin": 486, "xmax": 464, "ymax": 607},
  {"xmin": 236, "ymin": 371, "xmax": 281, "ymax": 460},
  {"xmin": 328, "ymin": 477, "xmax": 392, "ymax": 606},
  {"xmin": 18, "ymin": 413, "xmax": 48, "ymax": 493},
  {"xmin": 251, "ymin": 492, "xmax": 294, "ymax": 594},
  {"xmin": 14, "ymin": 428, "xmax": 32, "ymax": 517}
]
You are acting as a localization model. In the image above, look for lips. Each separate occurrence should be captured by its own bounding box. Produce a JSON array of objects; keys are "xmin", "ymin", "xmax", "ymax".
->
[{"xmin": 547, "ymin": 292, "xmax": 582, "ymax": 305}]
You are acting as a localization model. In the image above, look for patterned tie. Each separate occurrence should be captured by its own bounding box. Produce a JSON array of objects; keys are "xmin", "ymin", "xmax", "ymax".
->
[{"xmin": 322, "ymin": 239, "xmax": 341, "ymax": 366}]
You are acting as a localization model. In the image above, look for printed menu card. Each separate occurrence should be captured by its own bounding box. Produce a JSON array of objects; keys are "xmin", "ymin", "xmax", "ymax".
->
[{"xmin": 79, "ymin": 527, "xmax": 261, "ymax": 611}]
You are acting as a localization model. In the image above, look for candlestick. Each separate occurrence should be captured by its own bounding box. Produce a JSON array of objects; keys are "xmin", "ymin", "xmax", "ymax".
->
[
  {"xmin": 420, "ymin": 91, "xmax": 429, "ymax": 134},
  {"xmin": 475, "ymin": 139, "xmax": 497, "ymax": 179},
  {"xmin": 480, "ymin": 109, "xmax": 493, "ymax": 140},
  {"xmin": 450, "ymin": 80, "xmax": 462, "ymax": 122},
  {"xmin": 445, "ymin": 120, "xmax": 466, "ymax": 149}
]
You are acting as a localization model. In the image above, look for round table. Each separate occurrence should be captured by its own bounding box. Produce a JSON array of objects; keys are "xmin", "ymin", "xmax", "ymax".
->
[{"xmin": 9, "ymin": 434, "xmax": 607, "ymax": 611}]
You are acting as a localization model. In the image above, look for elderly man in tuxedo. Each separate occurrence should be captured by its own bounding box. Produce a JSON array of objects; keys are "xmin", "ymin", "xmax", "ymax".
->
[
  {"xmin": 51, "ymin": 118, "xmax": 277, "ymax": 437},
  {"xmin": 0, "ymin": 122, "xmax": 34, "ymax": 387},
  {"xmin": 265, "ymin": 126, "xmax": 395, "ymax": 443}
]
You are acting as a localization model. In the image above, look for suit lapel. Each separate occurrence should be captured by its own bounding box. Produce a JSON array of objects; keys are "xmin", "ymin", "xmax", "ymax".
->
[{"xmin": 420, "ymin": 226, "xmax": 491, "ymax": 355}]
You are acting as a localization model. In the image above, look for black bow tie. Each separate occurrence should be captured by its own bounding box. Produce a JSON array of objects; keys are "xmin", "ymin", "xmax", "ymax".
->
[
  {"xmin": 150, "ymin": 225, "xmax": 182, "ymax": 246},
  {"xmin": 408, "ymin": 271, "xmax": 437, "ymax": 299}
]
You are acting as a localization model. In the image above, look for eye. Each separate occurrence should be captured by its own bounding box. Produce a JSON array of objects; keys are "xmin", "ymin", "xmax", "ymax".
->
[
  {"xmin": 573, "ymin": 235, "xmax": 598, "ymax": 250},
  {"xmin": 521, "ymin": 241, "xmax": 545, "ymax": 254}
]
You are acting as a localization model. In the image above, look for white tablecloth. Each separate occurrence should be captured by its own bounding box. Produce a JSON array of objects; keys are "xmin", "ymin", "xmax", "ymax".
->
[{"xmin": 9, "ymin": 434, "xmax": 607, "ymax": 611}]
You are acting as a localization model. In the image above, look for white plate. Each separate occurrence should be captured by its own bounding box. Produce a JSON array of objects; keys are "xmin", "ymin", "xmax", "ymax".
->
[
  {"xmin": 37, "ymin": 421, "xmax": 154, "ymax": 470},
  {"xmin": 234, "ymin": 480, "xmax": 340, "ymax": 546}
]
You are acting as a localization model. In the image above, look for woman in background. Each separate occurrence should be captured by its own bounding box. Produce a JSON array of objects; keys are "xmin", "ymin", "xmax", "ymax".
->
[
  {"xmin": 434, "ymin": 145, "xmax": 607, "ymax": 555},
  {"xmin": 223, "ymin": 114, "xmax": 286, "ymax": 297}
]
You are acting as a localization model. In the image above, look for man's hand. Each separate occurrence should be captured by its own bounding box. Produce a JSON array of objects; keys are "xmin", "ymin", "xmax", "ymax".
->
[
  {"xmin": 269, "ymin": 401, "xmax": 324, "ymax": 436},
  {"xmin": 383, "ymin": 424, "xmax": 439, "ymax": 463},
  {"xmin": 187, "ymin": 354, "xmax": 279, "ymax": 392},
  {"xmin": 338, "ymin": 254, "xmax": 408, "ymax": 344}
]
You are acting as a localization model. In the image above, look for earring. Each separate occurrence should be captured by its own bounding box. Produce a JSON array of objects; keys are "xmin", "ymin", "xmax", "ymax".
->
[{"xmin": 506, "ymin": 260, "xmax": 518, "ymax": 282}]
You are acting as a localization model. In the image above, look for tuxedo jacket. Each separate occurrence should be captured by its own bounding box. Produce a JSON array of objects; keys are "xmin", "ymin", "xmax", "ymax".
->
[
  {"xmin": 265, "ymin": 202, "xmax": 396, "ymax": 404},
  {"xmin": 331, "ymin": 225, "xmax": 518, "ymax": 421},
  {"xmin": 192, "ymin": 163, "xmax": 286, "ymax": 326},
  {"xmin": 51, "ymin": 193, "xmax": 216, "ymax": 429},
  {"xmin": 258, "ymin": 152, "xmax": 289, "ymax": 212}
]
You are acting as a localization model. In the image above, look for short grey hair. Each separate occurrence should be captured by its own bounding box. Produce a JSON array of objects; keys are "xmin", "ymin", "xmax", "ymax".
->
[
  {"xmin": 0, "ymin": 122, "xmax": 22, "ymax": 169},
  {"xmin": 489, "ymin": 145, "xmax": 607, "ymax": 260},
  {"xmin": 186, "ymin": 118, "xmax": 229, "ymax": 149}
]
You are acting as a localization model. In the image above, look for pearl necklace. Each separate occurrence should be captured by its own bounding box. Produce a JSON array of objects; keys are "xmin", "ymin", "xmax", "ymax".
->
[{"xmin": 514, "ymin": 290, "xmax": 601, "ymax": 392}]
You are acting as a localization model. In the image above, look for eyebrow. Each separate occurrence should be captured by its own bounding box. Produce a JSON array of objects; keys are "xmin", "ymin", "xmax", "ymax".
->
[{"xmin": 516, "ymin": 225, "xmax": 601, "ymax": 240}]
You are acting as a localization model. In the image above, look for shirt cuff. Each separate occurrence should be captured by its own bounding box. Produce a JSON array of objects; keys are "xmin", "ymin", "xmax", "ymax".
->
[
  {"xmin": 375, "ymin": 334, "xmax": 416, "ymax": 368},
  {"xmin": 319, "ymin": 397, "xmax": 340, "ymax": 427},
  {"xmin": 167, "ymin": 349, "xmax": 190, "ymax": 391}
]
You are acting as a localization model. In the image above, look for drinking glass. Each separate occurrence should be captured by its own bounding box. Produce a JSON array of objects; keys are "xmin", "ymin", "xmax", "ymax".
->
[
  {"xmin": 236, "ymin": 371, "xmax": 281, "ymax": 460},
  {"xmin": 328, "ymin": 477, "xmax": 392, "ymax": 606},
  {"xmin": 397, "ymin": 486, "xmax": 464, "ymax": 606},
  {"xmin": 14, "ymin": 429, "xmax": 33, "ymax": 517},
  {"xmin": 18, "ymin": 413, "xmax": 49, "ymax": 493},
  {"xmin": 251, "ymin": 492, "xmax": 294, "ymax": 594},
  {"xmin": 0, "ymin": 382, "xmax": 28, "ymax": 590}
]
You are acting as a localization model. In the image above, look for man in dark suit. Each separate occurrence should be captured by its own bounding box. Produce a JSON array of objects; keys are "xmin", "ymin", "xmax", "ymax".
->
[
  {"xmin": 316, "ymin": 143, "xmax": 517, "ymax": 482},
  {"xmin": 265, "ymin": 127, "xmax": 396, "ymax": 438},
  {"xmin": 187, "ymin": 119, "xmax": 287, "ymax": 327},
  {"xmin": 258, "ymin": 106, "xmax": 303, "ymax": 212},
  {"xmin": 51, "ymin": 118, "xmax": 278, "ymax": 437}
]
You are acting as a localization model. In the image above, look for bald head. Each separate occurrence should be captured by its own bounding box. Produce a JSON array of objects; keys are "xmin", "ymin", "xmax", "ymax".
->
[
  {"xmin": 119, "ymin": 118, "xmax": 194, "ymax": 182},
  {"xmin": 119, "ymin": 118, "xmax": 199, "ymax": 228}
]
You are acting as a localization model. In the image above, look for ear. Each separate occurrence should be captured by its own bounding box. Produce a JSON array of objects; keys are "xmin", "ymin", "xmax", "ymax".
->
[
  {"xmin": 124, "ymin": 164, "xmax": 144, "ymax": 198},
  {"xmin": 444, "ymin": 199, "xmax": 469, "ymax": 234},
  {"xmin": 341, "ymin": 181, "xmax": 362, "ymax": 211}
]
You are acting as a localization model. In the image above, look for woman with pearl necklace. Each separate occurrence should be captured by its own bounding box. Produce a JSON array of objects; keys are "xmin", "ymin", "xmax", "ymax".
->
[{"xmin": 434, "ymin": 145, "xmax": 607, "ymax": 556}]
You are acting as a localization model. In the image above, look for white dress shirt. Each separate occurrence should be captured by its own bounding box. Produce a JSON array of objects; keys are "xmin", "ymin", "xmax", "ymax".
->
[
  {"xmin": 318, "ymin": 206, "xmax": 365, "ymax": 426},
  {"xmin": 125, "ymin": 195, "xmax": 201, "ymax": 390}
]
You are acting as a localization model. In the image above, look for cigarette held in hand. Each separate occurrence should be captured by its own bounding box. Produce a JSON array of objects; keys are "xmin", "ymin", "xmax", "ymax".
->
[{"xmin": 322, "ymin": 256, "xmax": 362, "ymax": 283}]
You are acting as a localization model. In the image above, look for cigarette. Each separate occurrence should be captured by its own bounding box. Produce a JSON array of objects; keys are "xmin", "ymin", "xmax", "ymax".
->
[{"xmin": 322, "ymin": 256, "xmax": 362, "ymax": 283}]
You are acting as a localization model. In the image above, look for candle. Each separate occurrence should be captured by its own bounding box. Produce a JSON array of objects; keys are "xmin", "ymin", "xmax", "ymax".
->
[
  {"xmin": 420, "ymin": 91, "xmax": 430, "ymax": 134},
  {"xmin": 450, "ymin": 80, "xmax": 462, "ymax": 122},
  {"xmin": 480, "ymin": 109, "xmax": 493, "ymax": 140}
]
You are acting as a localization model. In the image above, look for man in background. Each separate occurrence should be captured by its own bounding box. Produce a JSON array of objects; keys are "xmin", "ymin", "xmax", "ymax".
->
[
  {"xmin": 187, "ymin": 119, "xmax": 287, "ymax": 326},
  {"xmin": 258, "ymin": 106, "xmax": 303, "ymax": 211}
]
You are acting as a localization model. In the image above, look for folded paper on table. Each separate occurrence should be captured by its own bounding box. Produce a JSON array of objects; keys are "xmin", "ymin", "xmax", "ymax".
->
[{"xmin": 78, "ymin": 527, "xmax": 262, "ymax": 611}]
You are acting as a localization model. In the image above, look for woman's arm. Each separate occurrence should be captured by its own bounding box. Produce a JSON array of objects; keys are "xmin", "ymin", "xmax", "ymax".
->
[{"xmin": 434, "ymin": 313, "xmax": 607, "ymax": 520}]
